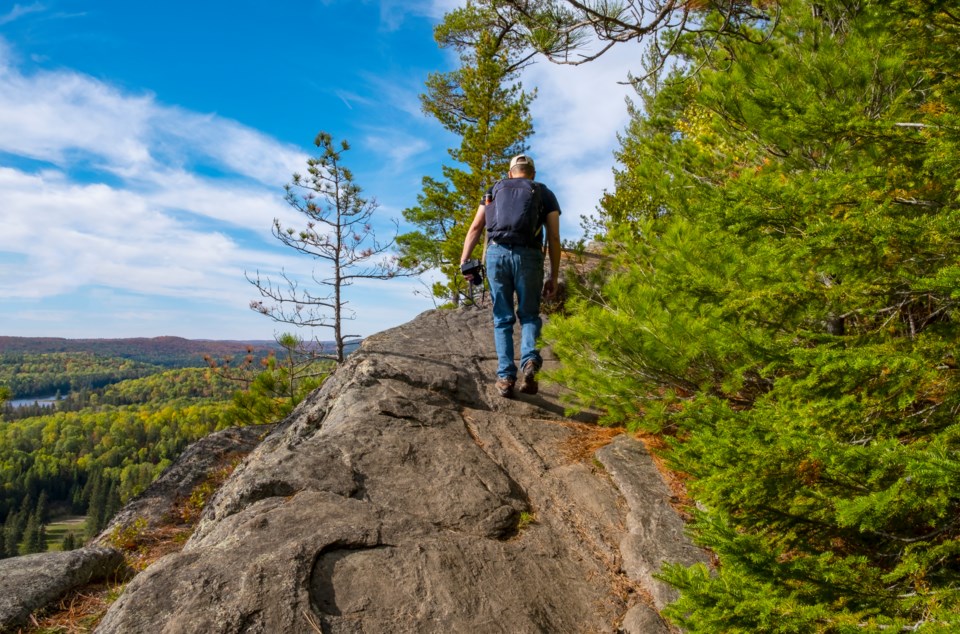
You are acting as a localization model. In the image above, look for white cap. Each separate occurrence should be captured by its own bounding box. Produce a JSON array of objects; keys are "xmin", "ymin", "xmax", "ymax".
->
[{"xmin": 509, "ymin": 154, "xmax": 534, "ymax": 171}]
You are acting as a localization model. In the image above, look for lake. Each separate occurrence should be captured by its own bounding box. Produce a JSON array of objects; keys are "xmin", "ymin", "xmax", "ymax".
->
[{"xmin": 7, "ymin": 395, "xmax": 60, "ymax": 409}]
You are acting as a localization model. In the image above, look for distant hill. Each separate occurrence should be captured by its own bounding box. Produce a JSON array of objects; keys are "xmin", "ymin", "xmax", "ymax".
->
[
  {"xmin": 0, "ymin": 335, "xmax": 362, "ymax": 367},
  {"xmin": 0, "ymin": 336, "xmax": 282, "ymax": 367}
]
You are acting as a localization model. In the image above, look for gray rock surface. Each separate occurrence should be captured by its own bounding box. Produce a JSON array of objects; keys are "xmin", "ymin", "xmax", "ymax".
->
[
  {"xmin": 96, "ymin": 308, "xmax": 709, "ymax": 634},
  {"xmin": 0, "ymin": 546, "xmax": 127, "ymax": 631},
  {"xmin": 596, "ymin": 436, "xmax": 708, "ymax": 611}
]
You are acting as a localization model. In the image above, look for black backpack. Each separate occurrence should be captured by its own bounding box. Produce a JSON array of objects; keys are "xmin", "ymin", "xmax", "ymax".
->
[{"xmin": 485, "ymin": 178, "xmax": 544, "ymax": 248}]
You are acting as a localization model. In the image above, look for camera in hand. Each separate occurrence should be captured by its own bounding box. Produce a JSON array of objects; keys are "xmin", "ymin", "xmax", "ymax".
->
[{"xmin": 460, "ymin": 259, "xmax": 484, "ymax": 284}]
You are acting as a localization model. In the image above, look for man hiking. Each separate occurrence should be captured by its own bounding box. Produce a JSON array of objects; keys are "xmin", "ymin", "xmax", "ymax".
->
[{"xmin": 460, "ymin": 153, "xmax": 561, "ymax": 398}]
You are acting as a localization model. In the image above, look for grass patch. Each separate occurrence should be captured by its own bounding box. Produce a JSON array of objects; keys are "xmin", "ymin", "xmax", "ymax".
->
[
  {"xmin": 44, "ymin": 516, "xmax": 86, "ymax": 552},
  {"xmin": 517, "ymin": 511, "xmax": 536, "ymax": 531}
]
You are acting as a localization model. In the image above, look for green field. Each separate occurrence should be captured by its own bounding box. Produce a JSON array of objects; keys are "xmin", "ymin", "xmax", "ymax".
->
[{"xmin": 44, "ymin": 516, "xmax": 86, "ymax": 551}]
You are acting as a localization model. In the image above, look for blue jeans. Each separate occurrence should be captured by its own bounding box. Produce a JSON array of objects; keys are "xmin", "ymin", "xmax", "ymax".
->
[{"xmin": 485, "ymin": 242, "xmax": 544, "ymax": 380}]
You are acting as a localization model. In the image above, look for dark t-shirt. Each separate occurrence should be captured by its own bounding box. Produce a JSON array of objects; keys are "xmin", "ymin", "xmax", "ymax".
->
[{"xmin": 482, "ymin": 179, "xmax": 561, "ymax": 247}]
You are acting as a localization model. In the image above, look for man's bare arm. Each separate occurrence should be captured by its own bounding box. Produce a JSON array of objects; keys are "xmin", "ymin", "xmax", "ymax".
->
[
  {"xmin": 543, "ymin": 211, "xmax": 561, "ymax": 299},
  {"xmin": 460, "ymin": 205, "xmax": 487, "ymax": 264}
]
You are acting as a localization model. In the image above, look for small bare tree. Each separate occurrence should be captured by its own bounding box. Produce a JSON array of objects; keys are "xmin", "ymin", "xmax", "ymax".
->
[{"xmin": 249, "ymin": 131, "xmax": 399, "ymax": 363}]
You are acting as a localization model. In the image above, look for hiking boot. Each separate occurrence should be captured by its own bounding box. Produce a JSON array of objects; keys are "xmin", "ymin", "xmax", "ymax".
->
[
  {"xmin": 495, "ymin": 377, "xmax": 515, "ymax": 398},
  {"xmin": 518, "ymin": 361, "xmax": 539, "ymax": 395}
]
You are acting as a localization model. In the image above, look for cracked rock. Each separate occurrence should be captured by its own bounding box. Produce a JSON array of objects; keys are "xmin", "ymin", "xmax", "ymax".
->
[{"xmin": 96, "ymin": 308, "xmax": 707, "ymax": 634}]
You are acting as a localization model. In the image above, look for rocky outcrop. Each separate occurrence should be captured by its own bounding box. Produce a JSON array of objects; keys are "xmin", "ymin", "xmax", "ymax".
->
[
  {"xmin": 96, "ymin": 308, "xmax": 709, "ymax": 633},
  {"xmin": 0, "ymin": 547, "xmax": 127, "ymax": 631}
]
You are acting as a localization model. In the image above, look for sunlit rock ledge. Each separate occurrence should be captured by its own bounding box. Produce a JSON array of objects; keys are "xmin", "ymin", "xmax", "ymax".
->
[{"xmin": 93, "ymin": 307, "xmax": 708, "ymax": 634}]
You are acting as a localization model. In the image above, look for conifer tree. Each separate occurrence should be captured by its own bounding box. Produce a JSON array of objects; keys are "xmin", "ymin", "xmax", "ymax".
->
[
  {"xmin": 545, "ymin": 1, "xmax": 960, "ymax": 630},
  {"xmin": 0, "ymin": 4, "xmax": 954, "ymax": 628},
  {"xmin": 14, "ymin": 495, "xmax": 31, "ymax": 539},
  {"xmin": 249, "ymin": 132, "xmax": 400, "ymax": 363},
  {"xmin": 34, "ymin": 516, "xmax": 47, "ymax": 553},
  {"xmin": 397, "ymin": 1, "xmax": 534, "ymax": 304},
  {"xmin": 20, "ymin": 511, "xmax": 40, "ymax": 555},
  {"xmin": 2, "ymin": 508, "xmax": 18, "ymax": 558},
  {"xmin": 35, "ymin": 490, "xmax": 48, "ymax": 524},
  {"xmin": 84, "ymin": 472, "xmax": 105, "ymax": 539},
  {"xmin": 104, "ymin": 480, "xmax": 121, "ymax": 523},
  {"xmin": 224, "ymin": 333, "xmax": 328, "ymax": 426},
  {"xmin": 61, "ymin": 531, "xmax": 77, "ymax": 551}
]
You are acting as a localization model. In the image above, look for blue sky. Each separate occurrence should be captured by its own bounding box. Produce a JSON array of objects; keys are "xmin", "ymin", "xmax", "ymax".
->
[{"xmin": 0, "ymin": 0, "xmax": 636, "ymax": 341}]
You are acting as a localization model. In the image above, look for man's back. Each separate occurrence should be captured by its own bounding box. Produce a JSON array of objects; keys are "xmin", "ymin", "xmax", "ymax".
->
[{"xmin": 485, "ymin": 177, "xmax": 560, "ymax": 248}]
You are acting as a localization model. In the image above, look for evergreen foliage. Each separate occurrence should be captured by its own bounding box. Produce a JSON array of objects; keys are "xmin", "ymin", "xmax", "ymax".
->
[
  {"xmin": 21, "ymin": 510, "xmax": 41, "ymax": 555},
  {"xmin": 212, "ymin": 333, "xmax": 330, "ymax": 426},
  {"xmin": 397, "ymin": 0, "xmax": 534, "ymax": 304},
  {"xmin": 545, "ymin": 1, "xmax": 960, "ymax": 630},
  {"xmin": 0, "ymin": 356, "xmax": 238, "ymax": 421},
  {"xmin": 0, "ymin": 364, "xmax": 239, "ymax": 558},
  {"xmin": 0, "ymin": 347, "xmax": 323, "ymax": 556},
  {"xmin": 60, "ymin": 531, "xmax": 77, "ymax": 551}
]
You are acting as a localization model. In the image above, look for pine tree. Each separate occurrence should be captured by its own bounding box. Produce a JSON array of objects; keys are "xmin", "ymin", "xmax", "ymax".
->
[
  {"xmin": 397, "ymin": 1, "xmax": 534, "ymax": 305},
  {"xmin": 103, "ymin": 480, "xmax": 122, "ymax": 524},
  {"xmin": 14, "ymin": 495, "xmax": 31, "ymax": 540},
  {"xmin": 60, "ymin": 532, "xmax": 77, "ymax": 551},
  {"xmin": 34, "ymin": 517, "xmax": 47, "ymax": 553},
  {"xmin": 2, "ymin": 508, "xmax": 19, "ymax": 558},
  {"xmin": 35, "ymin": 490, "xmax": 48, "ymax": 524},
  {"xmin": 20, "ymin": 511, "xmax": 40, "ymax": 555},
  {"xmin": 224, "ymin": 333, "xmax": 329, "ymax": 426},
  {"xmin": 70, "ymin": 482, "xmax": 83, "ymax": 514},
  {"xmin": 545, "ymin": 1, "xmax": 960, "ymax": 630},
  {"xmin": 84, "ymin": 472, "xmax": 105, "ymax": 539},
  {"xmin": 249, "ymin": 132, "xmax": 401, "ymax": 363}
]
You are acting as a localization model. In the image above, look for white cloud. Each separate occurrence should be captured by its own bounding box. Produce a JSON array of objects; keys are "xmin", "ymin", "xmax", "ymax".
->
[
  {"xmin": 377, "ymin": 0, "xmax": 462, "ymax": 30},
  {"xmin": 140, "ymin": 168, "xmax": 298, "ymax": 230},
  {"xmin": 520, "ymin": 42, "xmax": 638, "ymax": 239},
  {"xmin": 0, "ymin": 39, "xmax": 326, "ymax": 313},
  {"xmin": 0, "ymin": 2, "xmax": 45, "ymax": 26},
  {"xmin": 147, "ymin": 108, "xmax": 307, "ymax": 186},
  {"xmin": 0, "ymin": 167, "xmax": 297, "ymax": 301},
  {"xmin": 0, "ymin": 60, "xmax": 154, "ymax": 167},
  {"xmin": 335, "ymin": 274, "xmax": 437, "ymax": 336},
  {"xmin": 361, "ymin": 128, "xmax": 431, "ymax": 171},
  {"xmin": 0, "ymin": 46, "xmax": 307, "ymax": 187},
  {"xmin": 334, "ymin": 88, "xmax": 375, "ymax": 110},
  {"xmin": 425, "ymin": 0, "xmax": 463, "ymax": 19},
  {"xmin": 358, "ymin": 69, "xmax": 428, "ymax": 121}
]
